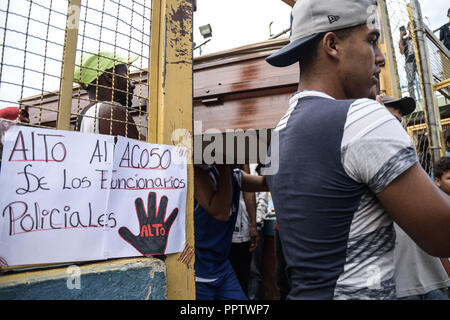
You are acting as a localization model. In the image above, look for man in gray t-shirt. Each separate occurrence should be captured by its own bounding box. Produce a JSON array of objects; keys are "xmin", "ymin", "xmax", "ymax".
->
[{"xmin": 264, "ymin": 0, "xmax": 450, "ymax": 300}]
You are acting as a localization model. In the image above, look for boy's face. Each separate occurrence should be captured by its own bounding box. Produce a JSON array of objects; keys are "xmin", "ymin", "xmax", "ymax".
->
[{"xmin": 435, "ymin": 171, "xmax": 450, "ymax": 196}]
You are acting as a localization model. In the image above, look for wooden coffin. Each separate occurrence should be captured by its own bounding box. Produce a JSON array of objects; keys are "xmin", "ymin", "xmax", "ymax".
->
[{"xmin": 20, "ymin": 38, "xmax": 299, "ymax": 162}]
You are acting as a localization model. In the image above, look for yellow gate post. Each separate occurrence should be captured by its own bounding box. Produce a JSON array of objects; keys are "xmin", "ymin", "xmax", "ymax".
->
[
  {"xmin": 148, "ymin": 0, "xmax": 195, "ymax": 299},
  {"xmin": 378, "ymin": 0, "xmax": 401, "ymax": 98},
  {"xmin": 57, "ymin": 0, "xmax": 81, "ymax": 130},
  {"xmin": 408, "ymin": 2, "xmax": 444, "ymax": 161}
]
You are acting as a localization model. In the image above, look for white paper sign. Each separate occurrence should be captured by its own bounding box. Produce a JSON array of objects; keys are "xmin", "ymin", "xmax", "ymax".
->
[{"xmin": 0, "ymin": 126, "xmax": 187, "ymax": 267}]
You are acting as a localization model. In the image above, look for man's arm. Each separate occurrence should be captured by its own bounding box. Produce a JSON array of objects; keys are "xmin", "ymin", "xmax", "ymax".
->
[
  {"xmin": 241, "ymin": 170, "xmax": 269, "ymax": 192},
  {"xmin": 241, "ymin": 165, "xmax": 259, "ymax": 252},
  {"xmin": 377, "ymin": 163, "xmax": 450, "ymax": 257},
  {"xmin": 194, "ymin": 165, "xmax": 232, "ymax": 222}
]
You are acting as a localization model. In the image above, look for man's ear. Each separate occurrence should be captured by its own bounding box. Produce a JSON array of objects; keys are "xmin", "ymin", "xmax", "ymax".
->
[
  {"xmin": 322, "ymin": 32, "xmax": 340, "ymax": 61},
  {"xmin": 434, "ymin": 177, "xmax": 441, "ymax": 188}
]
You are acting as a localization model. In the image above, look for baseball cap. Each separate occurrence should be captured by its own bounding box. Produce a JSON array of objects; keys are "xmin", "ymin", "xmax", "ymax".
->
[
  {"xmin": 73, "ymin": 51, "xmax": 139, "ymax": 86},
  {"xmin": 267, "ymin": 0, "xmax": 378, "ymax": 67},
  {"xmin": 381, "ymin": 95, "xmax": 416, "ymax": 116}
]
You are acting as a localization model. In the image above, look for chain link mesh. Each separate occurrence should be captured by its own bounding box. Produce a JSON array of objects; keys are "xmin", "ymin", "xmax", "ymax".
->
[
  {"xmin": 0, "ymin": 0, "xmax": 68, "ymax": 128},
  {"xmin": 385, "ymin": 0, "xmax": 449, "ymax": 172},
  {"xmin": 0, "ymin": 0, "xmax": 151, "ymax": 137}
]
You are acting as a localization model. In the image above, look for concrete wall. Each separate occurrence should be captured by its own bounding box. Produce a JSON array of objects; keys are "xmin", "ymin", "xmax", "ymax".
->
[{"xmin": 0, "ymin": 258, "xmax": 167, "ymax": 300}]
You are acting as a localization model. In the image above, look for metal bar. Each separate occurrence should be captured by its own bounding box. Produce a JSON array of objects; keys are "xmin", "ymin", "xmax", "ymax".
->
[
  {"xmin": 0, "ymin": 26, "xmax": 65, "ymax": 48},
  {"xmin": 269, "ymin": 28, "xmax": 290, "ymax": 40},
  {"xmin": 56, "ymin": 0, "xmax": 81, "ymax": 131},
  {"xmin": 0, "ymin": 0, "xmax": 12, "ymax": 87},
  {"xmin": 0, "ymin": 8, "xmax": 67, "ymax": 32},
  {"xmin": 424, "ymin": 25, "xmax": 450, "ymax": 59},
  {"xmin": 432, "ymin": 79, "xmax": 450, "ymax": 91},
  {"xmin": 148, "ymin": 0, "xmax": 162, "ymax": 142},
  {"xmin": 409, "ymin": 1, "xmax": 444, "ymax": 160},
  {"xmin": 148, "ymin": 0, "xmax": 195, "ymax": 300},
  {"xmin": 378, "ymin": 0, "xmax": 401, "ymax": 97}
]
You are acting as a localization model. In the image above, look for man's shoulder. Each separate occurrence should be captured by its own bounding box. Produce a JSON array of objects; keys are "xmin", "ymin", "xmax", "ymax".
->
[
  {"xmin": 97, "ymin": 100, "xmax": 123, "ymax": 109},
  {"xmin": 296, "ymin": 96, "xmax": 381, "ymax": 118},
  {"xmin": 96, "ymin": 101, "xmax": 127, "ymax": 117},
  {"xmin": 288, "ymin": 96, "xmax": 375, "ymax": 128},
  {"xmin": 297, "ymin": 94, "xmax": 360, "ymax": 109},
  {"xmin": 440, "ymin": 22, "xmax": 450, "ymax": 33},
  {"xmin": 348, "ymin": 98, "xmax": 382, "ymax": 110}
]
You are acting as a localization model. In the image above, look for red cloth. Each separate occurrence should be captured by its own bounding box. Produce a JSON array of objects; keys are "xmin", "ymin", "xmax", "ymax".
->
[
  {"xmin": 0, "ymin": 107, "xmax": 19, "ymax": 120},
  {"xmin": 274, "ymin": 222, "xmax": 278, "ymax": 231}
]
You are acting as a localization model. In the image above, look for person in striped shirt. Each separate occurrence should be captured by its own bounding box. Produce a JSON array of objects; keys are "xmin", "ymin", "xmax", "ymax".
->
[{"xmin": 264, "ymin": 0, "xmax": 450, "ymax": 299}]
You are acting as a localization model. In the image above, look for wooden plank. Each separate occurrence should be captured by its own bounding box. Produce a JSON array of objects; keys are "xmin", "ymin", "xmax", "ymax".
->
[
  {"xmin": 194, "ymin": 86, "xmax": 295, "ymax": 132},
  {"xmin": 57, "ymin": 0, "xmax": 81, "ymax": 131},
  {"xmin": 378, "ymin": 0, "xmax": 401, "ymax": 97},
  {"xmin": 194, "ymin": 56, "xmax": 298, "ymax": 99}
]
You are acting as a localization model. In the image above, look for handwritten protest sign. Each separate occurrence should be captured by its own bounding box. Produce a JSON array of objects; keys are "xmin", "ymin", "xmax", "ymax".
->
[
  {"xmin": 0, "ymin": 126, "xmax": 187, "ymax": 267},
  {"xmin": 104, "ymin": 136, "xmax": 187, "ymax": 259}
]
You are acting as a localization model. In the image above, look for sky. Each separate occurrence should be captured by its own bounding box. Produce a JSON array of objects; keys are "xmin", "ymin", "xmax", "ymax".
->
[
  {"xmin": 0, "ymin": 0, "xmax": 150, "ymax": 109},
  {"xmin": 417, "ymin": 0, "xmax": 449, "ymax": 31},
  {"xmin": 0, "ymin": 0, "xmax": 448, "ymax": 109},
  {"xmin": 193, "ymin": 0, "xmax": 291, "ymax": 56},
  {"xmin": 193, "ymin": 0, "xmax": 449, "ymax": 56}
]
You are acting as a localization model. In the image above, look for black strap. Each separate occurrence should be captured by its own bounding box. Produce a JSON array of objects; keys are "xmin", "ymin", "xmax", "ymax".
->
[{"xmin": 75, "ymin": 102, "xmax": 96, "ymax": 131}]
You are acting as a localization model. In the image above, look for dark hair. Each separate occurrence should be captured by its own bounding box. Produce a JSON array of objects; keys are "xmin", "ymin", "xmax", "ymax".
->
[
  {"xmin": 299, "ymin": 27, "xmax": 356, "ymax": 73},
  {"xmin": 434, "ymin": 157, "xmax": 450, "ymax": 179},
  {"xmin": 298, "ymin": 33, "xmax": 325, "ymax": 67},
  {"xmin": 445, "ymin": 130, "xmax": 450, "ymax": 143}
]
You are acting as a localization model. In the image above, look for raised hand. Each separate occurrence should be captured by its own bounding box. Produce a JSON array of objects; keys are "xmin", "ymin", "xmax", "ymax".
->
[{"xmin": 119, "ymin": 192, "xmax": 178, "ymax": 255}]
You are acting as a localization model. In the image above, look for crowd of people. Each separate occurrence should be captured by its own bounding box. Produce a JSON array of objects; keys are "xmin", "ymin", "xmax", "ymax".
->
[{"xmin": 192, "ymin": 0, "xmax": 450, "ymax": 300}]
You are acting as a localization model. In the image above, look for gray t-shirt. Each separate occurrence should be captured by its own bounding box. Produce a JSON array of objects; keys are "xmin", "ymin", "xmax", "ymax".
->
[
  {"xmin": 266, "ymin": 90, "xmax": 418, "ymax": 300},
  {"xmin": 394, "ymin": 224, "xmax": 450, "ymax": 298}
]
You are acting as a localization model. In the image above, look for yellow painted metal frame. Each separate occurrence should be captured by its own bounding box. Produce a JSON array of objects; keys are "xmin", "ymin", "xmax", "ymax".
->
[
  {"xmin": 148, "ymin": 0, "xmax": 195, "ymax": 299},
  {"xmin": 432, "ymin": 79, "xmax": 450, "ymax": 92},
  {"xmin": 407, "ymin": 4, "xmax": 445, "ymax": 157},
  {"xmin": 57, "ymin": 0, "xmax": 81, "ymax": 131},
  {"xmin": 407, "ymin": 118, "xmax": 450, "ymax": 137},
  {"xmin": 378, "ymin": 0, "xmax": 401, "ymax": 98},
  {"xmin": 1, "ymin": 0, "xmax": 195, "ymax": 300}
]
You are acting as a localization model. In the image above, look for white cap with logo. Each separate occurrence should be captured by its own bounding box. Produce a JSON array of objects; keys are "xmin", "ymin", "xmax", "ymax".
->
[{"xmin": 266, "ymin": 0, "xmax": 379, "ymax": 67}]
